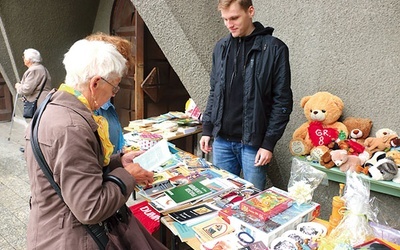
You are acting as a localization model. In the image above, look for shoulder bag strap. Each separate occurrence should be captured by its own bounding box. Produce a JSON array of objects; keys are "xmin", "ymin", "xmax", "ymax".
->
[
  {"xmin": 34, "ymin": 76, "xmax": 47, "ymax": 101},
  {"xmin": 30, "ymin": 92, "xmax": 108, "ymax": 250}
]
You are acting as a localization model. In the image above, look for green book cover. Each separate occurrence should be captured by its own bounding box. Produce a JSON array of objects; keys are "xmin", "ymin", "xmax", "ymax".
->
[{"xmin": 165, "ymin": 181, "xmax": 211, "ymax": 204}]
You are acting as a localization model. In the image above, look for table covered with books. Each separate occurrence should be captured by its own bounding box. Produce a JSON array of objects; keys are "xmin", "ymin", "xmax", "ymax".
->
[
  {"xmin": 129, "ymin": 140, "xmax": 400, "ymax": 250},
  {"xmin": 123, "ymin": 111, "xmax": 202, "ymax": 154}
]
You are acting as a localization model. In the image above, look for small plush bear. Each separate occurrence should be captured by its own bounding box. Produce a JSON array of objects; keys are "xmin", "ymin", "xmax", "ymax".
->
[{"xmin": 342, "ymin": 117, "xmax": 373, "ymax": 144}]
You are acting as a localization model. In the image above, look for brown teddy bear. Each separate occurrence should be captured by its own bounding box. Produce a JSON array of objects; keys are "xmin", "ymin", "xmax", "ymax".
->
[
  {"xmin": 289, "ymin": 92, "xmax": 348, "ymax": 156},
  {"xmin": 342, "ymin": 117, "xmax": 373, "ymax": 144}
]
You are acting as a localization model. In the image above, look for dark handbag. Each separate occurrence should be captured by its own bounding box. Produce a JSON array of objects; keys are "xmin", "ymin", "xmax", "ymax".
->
[
  {"xmin": 23, "ymin": 78, "xmax": 46, "ymax": 118},
  {"xmin": 23, "ymin": 99, "xmax": 38, "ymax": 118},
  {"xmin": 30, "ymin": 92, "xmax": 167, "ymax": 250}
]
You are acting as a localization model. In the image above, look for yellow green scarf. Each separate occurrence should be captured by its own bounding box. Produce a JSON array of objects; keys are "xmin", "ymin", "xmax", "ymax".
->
[{"xmin": 58, "ymin": 84, "xmax": 113, "ymax": 166}]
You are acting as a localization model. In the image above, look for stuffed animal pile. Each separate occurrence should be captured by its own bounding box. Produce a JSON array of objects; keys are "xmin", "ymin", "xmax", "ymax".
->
[{"xmin": 290, "ymin": 91, "xmax": 400, "ymax": 183}]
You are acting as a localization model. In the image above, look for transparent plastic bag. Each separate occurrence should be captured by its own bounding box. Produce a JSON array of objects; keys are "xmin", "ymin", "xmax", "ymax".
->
[
  {"xmin": 323, "ymin": 172, "xmax": 375, "ymax": 247},
  {"xmin": 288, "ymin": 158, "xmax": 328, "ymax": 205}
]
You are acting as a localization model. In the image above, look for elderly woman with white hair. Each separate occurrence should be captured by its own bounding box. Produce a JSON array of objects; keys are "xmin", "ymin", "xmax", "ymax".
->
[
  {"xmin": 15, "ymin": 48, "xmax": 52, "ymax": 106},
  {"xmin": 25, "ymin": 39, "xmax": 164, "ymax": 250}
]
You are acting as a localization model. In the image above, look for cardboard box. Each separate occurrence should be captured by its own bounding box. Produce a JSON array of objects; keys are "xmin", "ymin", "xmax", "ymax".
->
[
  {"xmin": 239, "ymin": 187, "xmax": 294, "ymax": 221},
  {"xmin": 219, "ymin": 187, "xmax": 320, "ymax": 247}
]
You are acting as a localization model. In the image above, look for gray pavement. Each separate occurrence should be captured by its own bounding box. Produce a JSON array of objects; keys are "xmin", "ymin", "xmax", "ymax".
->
[
  {"xmin": 0, "ymin": 117, "xmax": 142, "ymax": 250},
  {"xmin": 0, "ymin": 118, "xmax": 29, "ymax": 250}
]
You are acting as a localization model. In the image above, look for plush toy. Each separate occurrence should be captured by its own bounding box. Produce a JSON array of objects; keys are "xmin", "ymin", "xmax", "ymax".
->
[
  {"xmin": 375, "ymin": 128, "xmax": 397, "ymax": 138},
  {"xmin": 386, "ymin": 151, "xmax": 400, "ymax": 183},
  {"xmin": 364, "ymin": 133, "xmax": 398, "ymax": 154},
  {"xmin": 330, "ymin": 149, "xmax": 362, "ymax": 172},
  {"xmin": 386, "ymin": 150, "xmax": 400, "ymax": 165},
  {"xmin": 307, "ymin": 145, "xmax": 330, "ymax": 163},
  {"xmin": 365, "ymin": 151, "xmax": 398, "ymax": 181},
  {"xmin": 320, "ymin": 151, "xmax": 335, "ymax": 169},
  {"xmin": 290, "ymin": 92, "xmax": 348, "ymax": 156},
  {"xmin": 342, "ymin": 117, "xmax": 373, "ymax": 144}
]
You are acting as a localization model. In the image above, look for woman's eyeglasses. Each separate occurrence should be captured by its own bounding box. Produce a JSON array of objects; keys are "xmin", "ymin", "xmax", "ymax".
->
[{"xmin": 101, "ymin": 77, "xmax": 120, "ymax": 94}]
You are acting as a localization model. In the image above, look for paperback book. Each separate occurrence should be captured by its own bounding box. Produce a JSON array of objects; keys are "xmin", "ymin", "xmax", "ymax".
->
[
  {"xmin": 165, "ymin": 180, "xmax": 212, "ymax": 204},
  {"xmin": 168, "ymin": 203, "xmax": 220, "ymax": 226},
  {"xmin": 132, "ymin": 139, "xmax": 184, "ymax": 172},
  {"xmin": 239, "ymin": 187, "xmax": 293, "ymax": 221},
  {"xmin": 141, "ymin": 180, "xmax": 175, "ymax": 197},
  {"xmin": 193, "ymin": 216, "xmax": 235, "ymax": 243}
]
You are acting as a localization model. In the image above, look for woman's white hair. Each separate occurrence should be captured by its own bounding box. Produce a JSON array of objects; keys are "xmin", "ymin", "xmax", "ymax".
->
[
  {"xmin": 63, "ymin": 39, "xmax": 127, "ymax": 90},
  {"xmin": 23, "ymin": 48, "xmax": 42, "ymax": 63}
]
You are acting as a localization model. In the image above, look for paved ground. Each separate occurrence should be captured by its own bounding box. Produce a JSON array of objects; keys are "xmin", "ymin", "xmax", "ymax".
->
[
  {"xmin": 0, "ymin": 118, "xmax": 29, "ymax": 250},
  {"xmin": 0, "ymin": 117, "xmax": 144, "ymax": 250}
]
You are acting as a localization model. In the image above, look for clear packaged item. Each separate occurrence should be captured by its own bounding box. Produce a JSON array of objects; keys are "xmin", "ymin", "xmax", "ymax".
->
[
  {"xmin": 288, "ymin": 158, "xmax": 328, "ymax": 205},
  {"xmin": 322, "ymin": 172, "xmax": 375, "ymax": 247}
]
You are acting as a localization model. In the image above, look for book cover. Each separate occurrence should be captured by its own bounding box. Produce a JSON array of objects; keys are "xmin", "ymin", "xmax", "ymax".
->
[
  {"xmin": 169, "ymin": 174, "xmax": 190, "ymax": 186},
  {"xmin": 168, "ymin": 203, "xmax": 219, "ymax": 226},
  {"xmin": 193, "ymin": 216, "xmax": 235, "ymax": 243},
  {"xmin": 200, "ymin": 232, "xmax": 242, "ymax": 250},
  {"xmin": 199, "ymin": 169, "xmax": 222, "ymax": 179},
  {"xmin": 214, "ymin": 186, "xmax": 261, "ymax": 209},
  {"xmin": 165, "ymin": 180, "xmax": 212, "ymax": 204},
  {"xmin": 142, "ymin": 180, "xmax": 175, "ymax": 196},
  {"xmin": 152, "ymin": 171, "xmax": 173, "ymax": 185},
  {"xmin": 149, "ymin": 194, "xmax": 179, "ymax": 213},
  {"xmin": 239, "ymin": 188, "xmax": 293, "ymax": 221}
]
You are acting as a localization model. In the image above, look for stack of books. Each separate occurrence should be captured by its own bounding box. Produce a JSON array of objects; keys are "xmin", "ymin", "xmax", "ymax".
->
[{"xmin": 149, "ymin": 177, "xmax": 238, "ymax": 213}]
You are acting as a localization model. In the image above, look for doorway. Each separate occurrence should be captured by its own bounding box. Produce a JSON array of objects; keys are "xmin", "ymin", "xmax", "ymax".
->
[{"xmin": 110, "ymin": 0, "xmax": 190, "ymax": 127}]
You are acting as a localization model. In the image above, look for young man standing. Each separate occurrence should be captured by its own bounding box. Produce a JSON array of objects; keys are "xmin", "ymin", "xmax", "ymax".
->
[{"xmin": 200, "ymin": 0, "xmax": 293, "ymax": 190}]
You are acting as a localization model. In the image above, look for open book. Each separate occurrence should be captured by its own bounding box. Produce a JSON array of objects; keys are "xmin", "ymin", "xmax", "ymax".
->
[{"xmin": 132, "ymin": 139, "xmax": 183, "ymax": 172}]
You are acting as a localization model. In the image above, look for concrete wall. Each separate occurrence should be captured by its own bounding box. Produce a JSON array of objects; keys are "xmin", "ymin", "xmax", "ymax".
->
[
  {"xmin": 132, "ymin": 0, "xmax": 400, "ymax": 229},
  {"xmin": 0, "ymin": 0, "xmax": 100, "ymax": 117}
]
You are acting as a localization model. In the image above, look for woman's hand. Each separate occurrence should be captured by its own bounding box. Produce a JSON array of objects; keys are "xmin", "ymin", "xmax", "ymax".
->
[
  {"xmin": 124, "ymin": 163, "xmax": 154, "ymax": 186},
  {"xmin": 121, "ymin": 150, "xmax": 144, "ymax": 167}
]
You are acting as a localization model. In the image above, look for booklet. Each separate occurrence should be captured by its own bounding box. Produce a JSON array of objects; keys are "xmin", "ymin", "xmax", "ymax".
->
[
  {"xmin": 193, "ymin": 216, "xmax": 235, "ymax": 243},
  {"xmin": 168, "ymin": 203, "xmax": 220, "ymax": 227},
  {"xmin": 149, "ymin": 180, "xmax": 212, "ymax": 213},
  {"xmin": 165, "ymin": 180, "xmax": 212, "ymax": 204},
  {"xmin": 132, "ymin": 139, "xmax": 183, "ymax": 172}
]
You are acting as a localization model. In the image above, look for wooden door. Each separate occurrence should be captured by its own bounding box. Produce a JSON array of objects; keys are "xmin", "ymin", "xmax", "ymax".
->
[
  {"xmin": 0, "ymin": 74, "xmax": 12, "ymax": 121},
  {"xmin": 111, "ymin": 0, "xmax": 190, "ymax": 127},
  {"xmin": 111, "ymin": 0, "xmax": 144, "ymax": 127}
]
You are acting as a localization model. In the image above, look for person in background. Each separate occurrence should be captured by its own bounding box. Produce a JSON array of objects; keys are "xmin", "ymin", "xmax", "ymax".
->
[
  {"xmin": 15, "ymin": 48, "xmax": 52, "ymax": 107},
  {"xmin": 86, "ymin": 32, "xmax": 133, "ymax": 154},
  {"xmin": 15, "ymin": 48, "xmax": 52, "ymax": 153},
  {"xmin": 25, "ymin": 39, "xmax": 162, "ymax": 249},
  {"xmin": 200, "ymin": 0, "xmax": 293, "ymax": 190}
]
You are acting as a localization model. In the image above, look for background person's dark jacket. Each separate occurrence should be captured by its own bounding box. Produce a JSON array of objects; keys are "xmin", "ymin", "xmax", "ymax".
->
[{"xmin": 202, "ymin": 22, "xmax": 293, "ymax": 152}]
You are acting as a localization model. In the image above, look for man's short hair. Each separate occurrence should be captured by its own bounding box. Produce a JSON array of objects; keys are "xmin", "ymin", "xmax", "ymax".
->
[{"xmin": 218, "ymin": 0, "xmax": 253, "ymax": 11}]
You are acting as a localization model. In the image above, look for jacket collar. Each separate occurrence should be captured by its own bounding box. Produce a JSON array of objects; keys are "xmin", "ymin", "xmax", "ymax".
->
[{"xmin": 50, "ymin": 89, "xmax": 98, "ymax": 132}]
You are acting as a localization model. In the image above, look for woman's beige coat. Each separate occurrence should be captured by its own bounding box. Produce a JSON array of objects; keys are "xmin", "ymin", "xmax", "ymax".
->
[
  {"xmin": 25, "ymin": 90, "xmax": 136, "ymax": 249},
  {"xmin": 16, "ymin": 63, "xmax": 52, "ymax": 105}
]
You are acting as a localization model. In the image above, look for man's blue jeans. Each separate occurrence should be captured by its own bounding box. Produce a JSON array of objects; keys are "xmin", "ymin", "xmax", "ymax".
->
[{"xmin": 212, "ymin": 137, "xmax": 267, "ymax": 190}]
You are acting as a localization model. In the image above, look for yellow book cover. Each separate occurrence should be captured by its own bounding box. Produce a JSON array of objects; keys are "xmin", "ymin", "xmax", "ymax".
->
[{"xmin": 193, "ymin": 216, "xmax": 235, "ymax": 243}]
